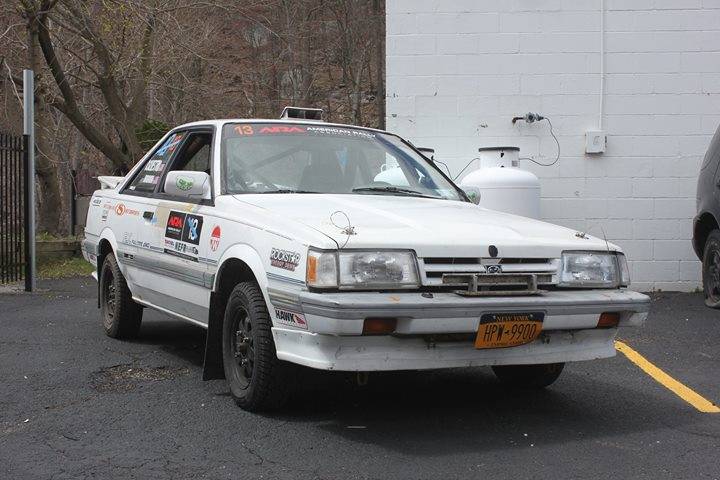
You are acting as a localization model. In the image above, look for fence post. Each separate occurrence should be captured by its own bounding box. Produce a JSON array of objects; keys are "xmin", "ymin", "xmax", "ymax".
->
[
  {"xmin": 23, "ymin": 69, "xmax": 35, "ymax": 292},
  {"xmin": 23, "ymin": 135, "xmax": 32, "ymax": 292}
]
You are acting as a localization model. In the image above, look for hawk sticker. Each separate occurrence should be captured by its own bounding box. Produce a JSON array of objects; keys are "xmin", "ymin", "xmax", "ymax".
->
[{"xmin": 274, "ymin": 308, "xmax": 308, "ymax": 330}]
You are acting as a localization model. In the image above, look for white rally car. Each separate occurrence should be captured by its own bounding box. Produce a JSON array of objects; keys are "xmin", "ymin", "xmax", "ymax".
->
[{"xmin": 83, "ymin": 108, "xmax": 650, "ymax": 411}]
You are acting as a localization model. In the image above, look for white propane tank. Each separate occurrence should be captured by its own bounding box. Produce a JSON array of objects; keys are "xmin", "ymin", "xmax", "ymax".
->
[{"xmin": 459, "ymin": 146, "xmax": 540, "ymax": 218}]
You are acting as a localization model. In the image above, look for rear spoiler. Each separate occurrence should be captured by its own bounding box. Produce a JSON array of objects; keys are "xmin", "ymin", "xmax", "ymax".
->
[{"xmin": 97, "ymin": 176, "xmax": 124, "ymax": 190}]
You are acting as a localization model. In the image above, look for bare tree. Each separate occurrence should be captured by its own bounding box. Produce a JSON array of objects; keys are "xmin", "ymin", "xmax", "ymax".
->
[{"xmin": 0, "ymin": 0, "xmax": 386, "ymax": 234}]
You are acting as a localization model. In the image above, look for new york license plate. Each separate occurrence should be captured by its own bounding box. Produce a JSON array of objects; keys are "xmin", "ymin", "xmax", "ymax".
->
[{"xmin": 474, "ymin": 312, "xmax": 544, "ymax": 349}]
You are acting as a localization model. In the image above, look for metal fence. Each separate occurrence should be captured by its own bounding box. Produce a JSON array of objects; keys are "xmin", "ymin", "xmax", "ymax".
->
[{"xmin": 0, "ymin": 132, "xmax": 28, "ymax": 285}]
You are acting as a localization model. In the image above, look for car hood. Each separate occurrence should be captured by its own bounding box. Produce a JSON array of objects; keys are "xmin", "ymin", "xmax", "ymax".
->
[{"xmin": 232, "ymin": 194, "xmax": 617, "ymax": 258}]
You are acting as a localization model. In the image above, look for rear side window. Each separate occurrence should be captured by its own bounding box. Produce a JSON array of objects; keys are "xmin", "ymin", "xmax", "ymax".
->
[{"xmin": 127, "ymin": 132, "xmax": 185, "ymax": 192}]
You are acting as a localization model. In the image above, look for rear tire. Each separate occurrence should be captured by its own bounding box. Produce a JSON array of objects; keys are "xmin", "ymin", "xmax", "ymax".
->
[
  {"xmin": 492, "ymin": 363, "xmax": 565, "ymax": 389},
  {"xmin": 702, "ymin": 230, "xmax": 720, "ymax": 308},
  {"xmin": 221, "ymin": 281, "xmax": 292, "ymax": 411},
  {"xmin": 99, "ymin": 253, "xmax": 143, "ymax": 338}
]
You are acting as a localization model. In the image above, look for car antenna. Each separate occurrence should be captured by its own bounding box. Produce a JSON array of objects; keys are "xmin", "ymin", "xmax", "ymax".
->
[{"xmin": 330, "ymin": 210, "xmax": 356, "ymax": 249}]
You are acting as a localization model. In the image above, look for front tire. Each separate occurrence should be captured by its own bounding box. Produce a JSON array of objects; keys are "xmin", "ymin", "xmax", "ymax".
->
[
  {"xmin": 702, "ymin": 230, "xmax": 720, "ymax": 308},
  {"xmin": 492, "ymin": 363, "xmax": 565, "ymax": 389},
  {"xmin": 99, "ymin": 253, "xmax": 143, "ymax": 338},
  {"xmin": 221, "ymin": 281, "xmax": 292, "ymax": 411}
]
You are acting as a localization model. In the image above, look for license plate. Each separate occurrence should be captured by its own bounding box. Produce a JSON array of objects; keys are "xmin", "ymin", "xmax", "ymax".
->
[{"xmin": 474, "ymin": 312, "xmax": 544, "ymax": 349}]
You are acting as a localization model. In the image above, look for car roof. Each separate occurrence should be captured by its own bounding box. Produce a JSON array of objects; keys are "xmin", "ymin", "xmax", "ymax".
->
[{"xmin": 173, "ymin": 118, "xmax": 391, "ymax": 136}]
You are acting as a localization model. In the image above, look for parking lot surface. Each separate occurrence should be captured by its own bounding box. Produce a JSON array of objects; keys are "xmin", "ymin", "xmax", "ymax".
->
[{"xmin": 1, "ymin": 277, "xmax": 719, "ymax": 479}]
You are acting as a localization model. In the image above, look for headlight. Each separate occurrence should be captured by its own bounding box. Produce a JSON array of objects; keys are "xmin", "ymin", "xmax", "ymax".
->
[
  {"xmin": 306, "ymin": 249, "xmax": 419, "ymax": 289},
  {"xmin": 559, "ymin": 251, "xmax": 629, "ymax": 288}
]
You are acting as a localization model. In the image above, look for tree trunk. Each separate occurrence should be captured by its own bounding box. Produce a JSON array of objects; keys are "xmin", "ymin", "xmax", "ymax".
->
[
  {"xmin": 373, "ymin": 0, "xmax": 385, "ymax": 130},
  {"xmin": 27, "ymin": 13, "xmax": 64, "ymax": 236}
]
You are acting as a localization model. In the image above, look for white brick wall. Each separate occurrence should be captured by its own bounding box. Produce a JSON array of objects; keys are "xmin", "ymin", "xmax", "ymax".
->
[{"xmin": 386, "ymin": 0, "xmax": 720, "ymax": 291}]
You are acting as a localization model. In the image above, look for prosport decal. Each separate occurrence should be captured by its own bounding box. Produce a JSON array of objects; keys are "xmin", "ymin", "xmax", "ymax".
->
[
  {"xmin": 270, "ymin": 248, "xmax": 300, "ymax": 271},
  {"xmin": 274, "ymin": 308, "xmax": 308, "ymax": 330}
]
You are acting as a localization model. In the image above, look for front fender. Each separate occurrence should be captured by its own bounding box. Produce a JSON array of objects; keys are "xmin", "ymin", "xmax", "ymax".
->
[{"xmin": 214, "ymin": 243, "xmax": 269, "ymax": 296}]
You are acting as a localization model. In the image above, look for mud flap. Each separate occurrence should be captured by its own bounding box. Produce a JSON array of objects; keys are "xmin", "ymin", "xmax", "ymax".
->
[{"xmin": 203, "ymin": 292, "xmax": 226, "ymax": 380}]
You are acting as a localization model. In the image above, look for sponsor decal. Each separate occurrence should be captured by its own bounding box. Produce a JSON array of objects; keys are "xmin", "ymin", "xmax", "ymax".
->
[
  {"xmin": 114, "ymin": 203, "xmax": 140, "ymax": 216},
  {"xmin": 274, "ymin": 308, "xmax": 308, "ymax": 330},
  {"xmin": 165, "ymin": 211, "xmax": 186, "ymax": 240},
  {"xmin": 101, "ymin": 210, "xmax": 109, "ymax": 222},
  {"xmin": 164, "ymin": 238, "xmax": 199, "ymax": 261},
  {"xmin": 146, "ymin": 159, "xmax": 164, "ymax": 172},
  {"xmin": 175, "ymin": 176, "xmax": 194, "ymax": 191},
  {"xmin": 156, "ymin": 133, "xmax": 184, "ymax": 157},
  {"xmin": 91, "ymin": 197, "xmax": 102, "ymax": 206},
  {"xmin": 141, "ymin": 174, "xmax": 156, "ymax": 184},
  {"xmin": 184, "ymin": 214, "xmax": 203, "ymax": 244},
  {"xmin": 270, "ymin": 248, "xmax": 301, "ymax": 271},
  {"xmin": 259, "ymin": 125, "xmax": 306, "ymax": 134},
  {"xmin": 165, "ymin": 210, "xmax": 203, "ymax": 245},
  {"xmin": 306, "ymin": 126, "xmax": 375, "ymax": 138},
  {"xmin": 210, "ymin": 225, "xmax": 221, "ymax": 252},
  {"xmin": 130, "ymin": 239, "xmax": 150, "ymax": 249}
]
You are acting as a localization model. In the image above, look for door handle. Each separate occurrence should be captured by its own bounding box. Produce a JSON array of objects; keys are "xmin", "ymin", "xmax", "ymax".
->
[{"xmin": 143, "ymin": 211, "xmax": 154, "ymax": 220}]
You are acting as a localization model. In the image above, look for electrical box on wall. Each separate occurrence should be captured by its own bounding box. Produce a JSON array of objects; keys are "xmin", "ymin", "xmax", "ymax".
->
[{"xmin": 585, "ymin": 130, "xmax": 607, "ymax": 154}]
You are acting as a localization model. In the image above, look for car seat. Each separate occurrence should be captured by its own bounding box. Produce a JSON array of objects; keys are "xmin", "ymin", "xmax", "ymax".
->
[{"xmin": 298, "ymin": 150, "xmax": 344, "ymax": 193}]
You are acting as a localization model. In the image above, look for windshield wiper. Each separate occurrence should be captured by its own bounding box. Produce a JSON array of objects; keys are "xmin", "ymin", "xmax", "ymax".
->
[
  {"xmin": 256, "ymin": 189, "xmax": 319, "ymax": 194},
  {"xmin": 352, "ymin": 186, "xmax": 439, "ymax": 199}
]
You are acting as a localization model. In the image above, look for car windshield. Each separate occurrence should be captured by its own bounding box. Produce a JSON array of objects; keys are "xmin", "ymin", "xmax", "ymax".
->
[{"xmin": 221, "ymin": 123, "xmax": 464, "ymax": 201}]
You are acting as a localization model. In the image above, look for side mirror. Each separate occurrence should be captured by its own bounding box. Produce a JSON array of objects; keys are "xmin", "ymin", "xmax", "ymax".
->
[
  {"xmin": 462, "ymin": 186, "xmax": 481, "ymax": 204},
  {"xmin": 164, "ymin": 171, "xmax": 211, "ymax": 199}
]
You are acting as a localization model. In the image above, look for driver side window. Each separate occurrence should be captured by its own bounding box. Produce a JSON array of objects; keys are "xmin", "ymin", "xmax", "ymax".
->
[{"xmin": 162, "ymin": 131, "xmax": 213, "ymax": 193}]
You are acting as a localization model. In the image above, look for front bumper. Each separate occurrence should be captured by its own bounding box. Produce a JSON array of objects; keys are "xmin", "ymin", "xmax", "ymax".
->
[{"xmin": 268, "ymin": 287, "xmax": 650, "ymax": 371}]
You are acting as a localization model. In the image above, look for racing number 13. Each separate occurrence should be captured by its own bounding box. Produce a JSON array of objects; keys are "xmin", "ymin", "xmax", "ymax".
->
[{"xmin": 234, "ymin": 125, "xmax": 254, "ymax": 135}]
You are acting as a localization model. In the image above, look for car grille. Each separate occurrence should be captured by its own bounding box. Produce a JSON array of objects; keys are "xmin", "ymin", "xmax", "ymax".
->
[{"xmin": 418, "ymin": 257, "xmax": 559, "ymax": 287}]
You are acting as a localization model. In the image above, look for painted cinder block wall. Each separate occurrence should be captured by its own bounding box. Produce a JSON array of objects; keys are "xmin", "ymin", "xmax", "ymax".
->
[{"xmin": 385, "ymin": 0, "xmax": 720, "ymax": 291}]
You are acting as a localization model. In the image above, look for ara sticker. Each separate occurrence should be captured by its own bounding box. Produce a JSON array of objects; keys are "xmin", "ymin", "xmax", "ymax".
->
[
  {"xmin": 258, "ymin": 126, "xmax": 306, "ymax": 134},
  {"xmin": 274, "ymin": 308, "xmax": 308, "ymax": 330},
  {"xmin": 270, "ymin": 248, "xmax": 301, "ymax": 271},
  {"xmin": 210, "ymin": 225, "xmax": 221, "ymax": 252}
]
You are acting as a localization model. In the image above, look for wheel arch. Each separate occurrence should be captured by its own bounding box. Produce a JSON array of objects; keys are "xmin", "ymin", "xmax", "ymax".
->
[
  {"xmin": 203, "ymin": 244, "xmax": 270, "ymax": 381},
  {"xmin": 693, "ymin": 212, "xmax": 719, "ymax": 259}
]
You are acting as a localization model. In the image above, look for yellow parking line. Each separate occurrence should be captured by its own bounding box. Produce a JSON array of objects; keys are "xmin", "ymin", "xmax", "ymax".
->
[{"xmin": 615, "ymin": 341, "xmax": 720, "ymax": 413}]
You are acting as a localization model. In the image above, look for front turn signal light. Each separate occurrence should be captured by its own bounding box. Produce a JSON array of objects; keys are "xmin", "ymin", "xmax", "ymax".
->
[{"xmin": 597, "ymin": 312, "xmax": 620, "ymax": 328}]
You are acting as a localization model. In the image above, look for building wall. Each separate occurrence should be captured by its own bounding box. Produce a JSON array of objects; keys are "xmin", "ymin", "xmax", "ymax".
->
[{"xmin": 385, "ymin": 0, "xmax": 720, "ymax": 291}]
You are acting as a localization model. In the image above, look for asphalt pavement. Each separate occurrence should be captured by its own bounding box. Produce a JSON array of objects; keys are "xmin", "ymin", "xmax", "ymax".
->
[{"xmin": 1, "ymin": 277, "xmax": 719, "ymax": 479}]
